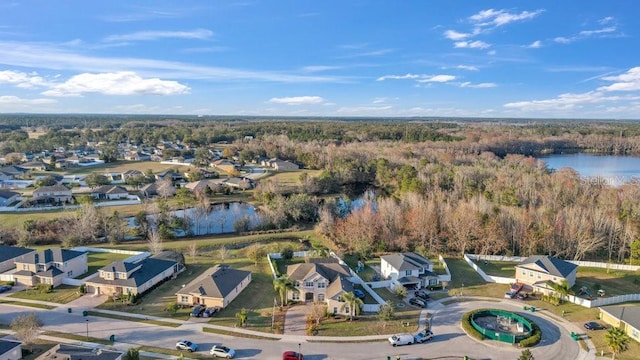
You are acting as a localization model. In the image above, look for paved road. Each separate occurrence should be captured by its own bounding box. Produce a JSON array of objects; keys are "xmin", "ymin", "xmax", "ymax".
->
[{"xmin": 0, "ymin": 298, "xmax": 581, "ymax": 360}]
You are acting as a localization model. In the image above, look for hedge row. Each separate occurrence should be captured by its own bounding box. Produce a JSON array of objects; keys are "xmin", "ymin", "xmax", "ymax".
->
[
  {"xmin": 460, "ymin": 308, "xmax": 542, "ymax": 347},
  {"xmin": 519, "ymin": 317, "xmax": 542, "ymax": 347},
  {"xmin": 461, "ymin": 309, "xmax": 485, "ymax": 341}
]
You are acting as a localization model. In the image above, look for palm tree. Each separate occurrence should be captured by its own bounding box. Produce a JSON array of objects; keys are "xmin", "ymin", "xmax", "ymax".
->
[
  {"xmin": 235, "ymin": 308, "xmax": 248, "ymax": 327},
  {"xmin": 605, "ymin": 327, "xmax": 629, "ymax": 359},
  {"xmin": 340, "ymin": 291, "xmax": 364, "ymax": 321},
  {"xmin": 550, "ymin": 280, "xmax": 571, "ymax": 302},
  {"xmin": 273, "ymin": 275, "xmax": 296, "ymax": 307}
]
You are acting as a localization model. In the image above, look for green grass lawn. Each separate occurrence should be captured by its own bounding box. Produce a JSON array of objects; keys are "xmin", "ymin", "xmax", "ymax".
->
[
  {"xmin": 573, "ymin": 267, "xmax": 640, "ymax": 298},
  {"xmin": 85, "ymin": 252, "xmax": 132, "ymax": 276},
  {"xmin": 442, "ymin": 257, "xmax": 510, "ymax": 298},
  {"xmin": 9, "ymin": 284, "xmax": 82, "ymax": 304},
  {"xmin": 472, "ymin": 259, "xmax": 518, "ymax": 278},
  {"xmin": 342, "ymin": 254, "xmax": 378, "ymax": 282},
  {"xmin": 428, "ymin": 257, "xmax": 448, "ymax": 275}
]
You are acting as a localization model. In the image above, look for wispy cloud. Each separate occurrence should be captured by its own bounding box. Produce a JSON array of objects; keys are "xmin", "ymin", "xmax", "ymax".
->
[
  {"xmin": 417, "ymin": 75, "xmax": 456, "ymax": 83},
  {"xmin": 0, "ymin": 70, "xmax": 49, "ymax": 88},
  {"xmin": 104, "ymin": 29, "xmax": 214, "ymax": 42},
  {"xmin": 598, "ymin": 67, "xmax": 640, "ymax": 92},
  {"xmin": 456, "ymin": 65, "xmax": 479, "ymax": 71},
  {"xmin": 268, "ymin": 96, "xmax": 325, "ymax": 105},
  {"xmin": 41, "ymin": 71, "xmax": 190, "ymax": 97},
  {"xmin": 377, "ymin": 73, "xmax": 422, "ymax": 81},
  {"xmin": 469, "ymin": 9, "xmax": 544, "ymax": 27},
  {"xmin": 579, "ymin": 26, "xmax": 616, "ymax": 37},
  {"xmin": 454, "ymin": 41, "xmax": 490, "ymax": 49},
  {"xmin": 554, "ymin": 17, "xmax": 622, "ymax": 45},
  {"xmin": 459, "ymin": 82, "xmax": 496, "ymax": 88},
  {"xmin": 101, "ymin": 7, "xmax": 186, "ymax": 22},
  {"xmin": 301, "ymin": 65, "xmax": 342, "ymax": 73},
  {"xmin": 377, "ymin": 73, "xmax": 456, "ymax": 83},
  {"xmin": 527, "ymin": 40, "xmax": 542, "ymax": 48},
  {"xmin": 599, "ymin": 16, "xmax": 614, "ymax": 25},
  {"xmin": 444, "ymin": 30, "xmax": 473, "ymax": 41},
  {"xmin": 0, "ymin": 95, "xmax": 56, "ymax": 105},
  {"xmin": 338, "ymin": 48, "xmax": 395, "ymax": 59}
]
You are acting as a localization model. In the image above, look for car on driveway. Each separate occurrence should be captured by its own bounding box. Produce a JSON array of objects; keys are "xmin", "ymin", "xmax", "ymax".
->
[
  {"xmin": 413, "ymin": 329, "xmax": 434, "ymax": 343},
  {"xmin": 282, "ymin": 351, "xmax": 303, "ymax": 360},
  {"xmin": 353, "ymin": 289, "xmax": 365, "ymax": 299},
  {"xmin": 203, "ymin": 306, "xmax": 219, "ymax": 317},
  {"xmin": 516, "ymin": 292, "xmax": 529, "ymax": 300},
  {"xmin": 210, "ymin": 345, "xmax": 235, "ymax": 358},
  {"xmin": 190, "ymin": 305, "xmax": 205, "ymax": 317},
  {"xmin": 584, "ymin": 321, "xmax": 606, "ymax": 330},
  {"xmin": 176, "ymin": 340, "xmax": 198, "ymax": 352},
  {"xmin": 409, "ymin": 297, "xmax": 427, "ymax": 308},
  {"xmin": 0, "ymin": 285, "xmax": 12, "ymax": 293},
  {"xmin": 415, "ymin": 290, "xmax": 430, "ymax": 300}
]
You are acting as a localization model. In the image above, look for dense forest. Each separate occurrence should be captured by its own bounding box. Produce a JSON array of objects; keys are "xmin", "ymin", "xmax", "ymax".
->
[{"xmin": 2, "ymin": 115, "xmax": 640, "ymax": 263}]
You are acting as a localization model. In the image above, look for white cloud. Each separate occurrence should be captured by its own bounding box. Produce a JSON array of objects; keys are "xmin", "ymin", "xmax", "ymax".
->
[
  {"xmin": 579, "ymin": 26, "xmax": 616, "ymax": 37},
  {"xmin": 372, "ymin": 97, "xmax": 387, "ymax": 104},
  {"xmin": 336, "ymin": 105, "xmax": 393, "ymax": 114},
  {"xmin": 0, "ymin": 70, "xmax": 48, "ymax": 88},
  {"xmin": 301, "ymin": 65, "xmax": 342, "ymax": 73},
  {"xmin": 598, "ymin": 67, "xmax": 640, "ymax": 92},
  {"xmin": 444, "ymin": 30, "xmax": 471, "ymax": 40},
  {"xmin": 460, "ymin": 82, "xmax": 497, "ymax": 88},
  {"xmin": 456, "ymin": 65, "xmax": 479, "ymax": 71},
  {"xmin": 104, "ymin": 28, "xmax": 213, "ymax": 42},
  {"xmin": 267, "ymin": 96, "xmax": 325, "ymax": 105},
  {"xmin": 527, "ymin": 40, "xmax": 542, "ymax": 48},
  {"xmin": 599, "ymin": 16, "xmax": 615, "ymax": 25},
  {"xmin": 554, "ymin": 36, "xmax": 573, "ymax": 44},
  {"xmin": 454, "ymin": 41, "xmax": 490, "ymax": 49},
  {"xmin": 377, "ymin": 73, "xmax": 421, "ymax": 81},
  {"xmin": 417, "ymin": 75, "xmax": 456, "ymax": 83},
  {"xmin": 0, "ymin": 95, "xmax": 56, "ymax": 105},
  {"xmin": 42, "ymin": 71, "xmax": 190, "ymax": 97},
  {"xmin": 469, "ymin": 9, "xmax": 544, "ymax": 27}
]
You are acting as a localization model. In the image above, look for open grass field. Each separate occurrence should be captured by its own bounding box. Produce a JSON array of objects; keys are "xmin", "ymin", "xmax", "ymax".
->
[
  {"xmin": 573, "ymin": 267, "xmax": 640, "ymax": 298},
  {"xmin": 9, "ymin": 284, "xmax": 82, "ymax": 304},
  {"xmin": 428, "ymin": 257, "xmax": 448, "ymax": 275},
  {"xmin": 472, "ymin": 259, "xmax": 519, "ymax": 278},
  {"xmin": 86, "ymin": 252, "xmax": 134, "ymax": 275},
  {"xmin": 443, "ymin": 257, "xmax": 510, "ymax": 298},
  {"xmin": 258, "ymin": 169, "xmax": 323, "ymax": 189},
  {"xmin": 58, "ymin": 161, "xmax": 192, "ymax": 175}
]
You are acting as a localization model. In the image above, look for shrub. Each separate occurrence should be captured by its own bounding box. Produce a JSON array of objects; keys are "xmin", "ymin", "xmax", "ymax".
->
[
  {"xmin": 394, "ymin": 286, "xmax": 407, "ymax": 299},
  {"xmin": 427, "ymin": 284, "xmax": 443, "ymax": 291},
  {"xmin": 461, "ymin": 310, "xmax": 485, "ymax": 341},
  {"xmin": 78, "ymin": 284, "xmax": 86, "ymax": 294},
  {"xmin": 519, "ymin": 318, "xmax": 541, "ymax": 347},
  {"xmin": 281, "ymin": 246, "xmax": 294, "ymax": 260}
]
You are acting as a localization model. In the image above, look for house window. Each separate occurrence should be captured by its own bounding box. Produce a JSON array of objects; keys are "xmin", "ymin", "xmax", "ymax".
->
[
  {"xmin": 405, "ymin": 270, "xmax": 411, "ymax": 276},
  {"xmin": 333, "ymin": 307, "xmax": 338, "ymax": 314},
  {"xmin": 344, "ymin": 306, "xmax": 350, "ymax": 314},
  {"xmin": 318, "ymin": 294, "xmax": 325, "ymax": 301},
  {"xmin": 22, "ymin": 264, "xmax": 28, "ymax": 270},
  {"xmin": 305, "ymin": 281, "xmax": 314, "ymax": 287},
  {"xmin": 522, "ymin": 270, "xmax": 526, "ymax": 275},
  {"xmin": 181, "ymin": 296, "xmax": 189, "ymax": 303},
  {"xmin": 553, "ymin": 277, "xmax": 557, "ymax": 281},
  {"xmin": 537, "ymin": 274, "xmax": 541, "ymax": 279},
  {"xmin": 317, "ymin": 282, "xmax": 326, "ymax": 288},
  {"xmin": 529, "ymin": 271, "xmax": 533, "ymax": 277},
  {"xmin": 105, "ymin": 273, "xmax": 112, "ymax": 279},
  {"xmin": 292, "ymin": 292, "xmax": 300, "ymax": 301},
  {"xmin": 67, "ymin": 271, "xmax": 73, "ymax": 277}
]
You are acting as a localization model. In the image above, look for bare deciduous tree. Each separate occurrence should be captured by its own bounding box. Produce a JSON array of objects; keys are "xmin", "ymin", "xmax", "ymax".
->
[
  {"xmin": 11, "ymin": 312, "xmax": 42, "ymax": 348},
  {"xmin": 147, "ymin": 229, "xmax": 163, "ymax": 255},
  {"xmin": 187, "ymin": 242, "xmax": 198, "ymax": 264},
  {"xmin": 218, "ymin": 245, "xmax": 229, "ymax": 261}
]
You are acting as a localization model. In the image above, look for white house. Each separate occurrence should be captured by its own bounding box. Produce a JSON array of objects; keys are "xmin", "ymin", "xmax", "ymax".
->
[{"xmin": 380, "ymin": 252, "xmax": 439, "ymax": 289}]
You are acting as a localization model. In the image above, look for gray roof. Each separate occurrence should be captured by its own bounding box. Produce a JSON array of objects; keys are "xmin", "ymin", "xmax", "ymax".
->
[
  {"xmin": 33, "ymin": 184, "xmax": 71, "ymax": 194},
  {"xmin": 286, "ymin": 261, "xmax": 351, "ymax": 282},
  {"xmin": 92, "ymin": 185, "xmax": 128, "ymax": 195},
  {"xmin": 398, "ymin": 276, "xmax": 421, "ymax": 284},
  {"xmin": 37, "ymin": 344, "xmax": 123, "ymax": 360},
  {"xmin": 0, "ymin": 339, "xmax": 20, "ymax": 355},
  {"xmin": 100, "ymin": 261, "xmax": 140, "ymax": 273},
  {"xmin": 0, "ymin": 245, "xmax": 34, "ymax": 263},
  {"xmin": 21, "ymin": 248, "xmax": 86, "ymax": 264},
  {"xmin": 0, "ymin": 190, "xmax": 19, "ymax": 200},
  {"xmin": 176, "ymin": 264, "xmax": 251, "ymax": 299},
  {"xmin": 381, "ymin": 252, "xmax": 432, "ymax": 272},
  {"xmin": 601, "ymin": 306, "xmax": 640, "ymax": 330},
  {"xmin": 518, "ymin": 255, "xmax": 578, "ymax": 278},
  {"xmin": 0, "ymin": 165, "xmax": 26, "ymax": 175},
  {"xmin": 327, "ymin": 276, "xmax": 354, "ymax": 300},
  {"xmin": 88, "ymin": 258, "xmax": 177, "ymax": 287}
]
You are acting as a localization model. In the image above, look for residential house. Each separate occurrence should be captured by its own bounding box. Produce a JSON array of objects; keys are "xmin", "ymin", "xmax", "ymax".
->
[
  {"xmin": 600, "ymin": 306, "xmax": 640, "ymax": 343},
  {"xmin": 91, "ymin": 185, "xmax": 129, "ymax": 200},
  {"xmin": 84, "ymin": 257, "xmax": 181, "ymax": 296},
  {"xmin": 286, "ymin": 259, "xmax": 356, "ymax": 315},
  {"xmin": 210, "ymin": 159, "xmax": 238, "ymax": 174},
  {"xmin": 122, "ymin": 169, "xmax": 146, "ymax": 183},
  {"xmin": 272, "ymin": 160, "xmax": 299, "ymax": 171},
  {"xmin": 184, "ymin": 179, "xmax": 214, "ymax": 193},
  {"xmin": 0, "ymin": 245, "xmax": 35, "ymax": 273},
  {"xmin": 155, "ymin": 170, "xmax": 183, "ymax": 182},
  {"xmin": 0, "ymin": 165, "xmax": 27, "ymax": 179},
  {"xmin": 125, "ymin": 151, "xmax": 151, "ymax": 161},
  {"xmin": 0, "ymin": 153, "xmax": 28, "ymax": 164},
  {"xmin": 13, "ymin": 248, "xmax": 88, "ymax": 287},
  {"xmin": 19, "ymin": 161, "xmax": 48, "ymax": 171},
  {"xmin": 32, "ymin": 185, "xmax": 72, "ymax": 203},
  {"xmin": 0, "ymin": 340, "xmax": 22, "ymax": 360},
  {"xmin": 139, "ymin": 183, "xmax": 159, "ymax": 198},
  {"xmin": 36, "ymin": 344, "xmax": 123, "ymax": 360},
  {"xmin": 175, "ymin": 264, "xmax": 252, "ymax": 308},
  {"xmin": 381, "ymin": 252, "xmax": 439, "ymax": 289},
  {"xmin": 223, "ymin": 177, "xmax": 254, "ymax": 190},
  {"xmin": 0, "ymin": 190, "xmax": 21, "ymax": 206},
  {"xmin": 515, "ymin": 255, "xmax": 578, "ymax": 294}
]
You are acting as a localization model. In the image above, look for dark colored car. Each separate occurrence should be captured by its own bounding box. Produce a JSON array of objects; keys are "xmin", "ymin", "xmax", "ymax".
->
[
  {"xmin": 584, "ymin": 321, "xmax": 605, "ymax": 330},
  {"xmin": 353, "ymin": 289, "xmax": 365, "ymax": 299},
  {"xmin": 409, "ymin": 297, "xmax": 427, "ymax": 308},
  {"xmin": 415, "ymin": 290, "xmax": 430, "ymax": 300},
  {"xmin": 0, "ymin": 285, "xmax": 12, "ymax": 293},
  {"xmin": 282, "ymin": 351, "xmax": 304, "ymax": 360},
  {"xmin": 203, "ymin": 306, "xmax": 219, "ymax": 317},
  {"xmin": 516, "ymin": 292, "xmax": 529, "ymax": 300},
  {"xmin": 190, "ymin": 305, "xmax": 205, "ymax": 317}
]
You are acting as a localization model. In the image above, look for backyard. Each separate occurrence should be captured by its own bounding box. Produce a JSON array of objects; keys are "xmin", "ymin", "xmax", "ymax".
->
[
  {"xmin": 471, "ymin": 259, "xmax": 519, "ymax": 278},
  {"xmin": 572, "ymin": 267, "xmax": 640, "ymax": 298},
  {"xmin": 85, "ymin": 251, "xmax": 133, "ymax": 275}
]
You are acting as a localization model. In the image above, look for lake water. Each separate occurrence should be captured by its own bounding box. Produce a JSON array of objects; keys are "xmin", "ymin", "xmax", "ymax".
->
[{"xmin": 539, "ymin": 153, "xmax": 640, "ymax": 186}]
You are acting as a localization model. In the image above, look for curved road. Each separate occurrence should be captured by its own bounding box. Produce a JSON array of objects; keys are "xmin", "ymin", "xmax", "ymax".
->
[{"xmin": 0, "ymin": 299, "xmax": 579, "ymax": 360}]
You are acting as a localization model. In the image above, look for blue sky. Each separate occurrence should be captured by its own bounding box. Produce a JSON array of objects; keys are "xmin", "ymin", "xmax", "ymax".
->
[{"xmin": 0, "ymin": 1, "xmax": 639, "ymax": 119}]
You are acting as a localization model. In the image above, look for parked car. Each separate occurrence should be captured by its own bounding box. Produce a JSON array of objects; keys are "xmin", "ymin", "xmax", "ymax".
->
[
  {"xmin": 0, "ymin": 285, "xmax": 12, "ymax": 293},
  {"xmin": 584, "ymin": 321, "xmax": 606, "ymax": 330},
  {"xmin": 282, "ymin": 351, "xmax": 304, "ymax": 360},
  {"xmin": 353, "ymin": 289, "xmax": 365, "ymax": 299},
  {"xmin": 388, "ymin": 333, "xmax": 414, "ymax": 346},
  {"xmin": 190, "ymin": 305, "xmax": 206, "ymax": 317},
  {"xmin": 176, "ymin": 340, "xmax": 198, "ymax": 352},
  {"xmin": 413, "ymin": 329, "xmax": 434, "ymax": 343},
  {"xmin": 504, "ymin": 291, "xmax": 516, "ymax": 299},
  {"xmin": 516, "ymin": 292, "xmax": 529, "ymax": 300},
  {"xmin": 210, "ymin": 345, "xmax": 235, "ymax": 358},
  {"xmin": 409, "ymin": 297, "xmax": 427, "ymax": 308},
  {"xmin": 203, "ymin": 306, "xmax": 220, "ymax": 317},
  {"xmin": 415, "ymin": 290, "xmax": 430, "ymax": 300}
]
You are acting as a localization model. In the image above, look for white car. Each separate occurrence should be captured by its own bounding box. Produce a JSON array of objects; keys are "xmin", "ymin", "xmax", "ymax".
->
[
  {"xmin": 175, "ymin": 340, "xmax": 198, "ymax": 352},
  {"xmin": 388, "ymin": 333, "xmax": 414, "ymax": 346},
  {"xmin": 210, "ymin": 345, "xmax": 235, "ymax": 358}
]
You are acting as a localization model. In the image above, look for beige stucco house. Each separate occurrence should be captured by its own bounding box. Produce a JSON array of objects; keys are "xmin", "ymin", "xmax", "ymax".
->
[
  {"xmin": 287, "ymin": 259, "xmax": 357, "ymax": 315},
  {"xmin": 600, "ymin": 306, "xmax": 640, "ymax": 343},
  {"xmin": 515, "ymin": 255, "xmax": 578, "ymax": 295},
  {"xmin": 0, "ymin": 340, "xmax": 21, "ymax": 360},
  {"xmin": 32, "ymin": 185, "xmax": 72, "ymax": 203},
  {"xmin": 36, "ymin": 344, "xmax": 123, "ymax": 360},
  {"xmin": 84, "ymin": 257, "xmax": 181, "ymax": 296},
  {"xmin": 13, "ymin": 248, "xmax": 87, "ymax": 287},
  {"xmin": 175, "ymin": 264, "xmax": 252, "ymax": 308},
  {"xmin": 0, "ymin": 245, "xmax": 34, "ymax": 273}
]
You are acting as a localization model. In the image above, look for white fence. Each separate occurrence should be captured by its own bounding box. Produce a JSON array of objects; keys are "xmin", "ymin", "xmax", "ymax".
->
[
  {"xmin": 437, "ymin": 254, "xmax": 452, "ymax": 282},
  {"xmin": 62, "ymin": 278, "xmax": 84, "ymax": 286},
  {"xmin": 464, "ymin": 254, "xmax": 515, "ymax": 284},
  {"xmin": 567, "ymin": 294, "xmax": 640, "ymax": 308},
  {"xmin": 366, "ymin": 280, "xmax": 393, "ymax": 289}
]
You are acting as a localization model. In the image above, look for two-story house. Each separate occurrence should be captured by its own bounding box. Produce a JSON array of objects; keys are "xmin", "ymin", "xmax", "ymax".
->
[
  {"xmin": 0, "ymin": 245, "xmax": 35, "ymax": 273},
  {"xmin": 13, "ymin": 248, "xmax": 88, "ymax": 287},
  {"xmin": 84, "ymin": 257, "xmax": 181, "ymax": 296},
  {"xmin": 286, "ymin": 259, "xmax": 357, "ymax": 315},
  {"xmin": 380, "ymin": 252, "xmax": 439, "ymax": 290},
  {"xmin": 515, "ymin": 255, "xmax": 578, "ymax": 295},
  {"xmin": 32, "ymin": 185, "xmax": 72, "ymax": 204}
]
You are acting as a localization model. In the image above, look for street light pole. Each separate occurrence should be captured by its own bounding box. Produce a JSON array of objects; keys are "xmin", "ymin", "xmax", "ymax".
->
[
  {"xmin": 86, "ymin": 319, "xmax": 89, "ymax": 340},
  {"xmin": 298, "ymin": 343, "xmax": 301, "ymax": 360}
]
